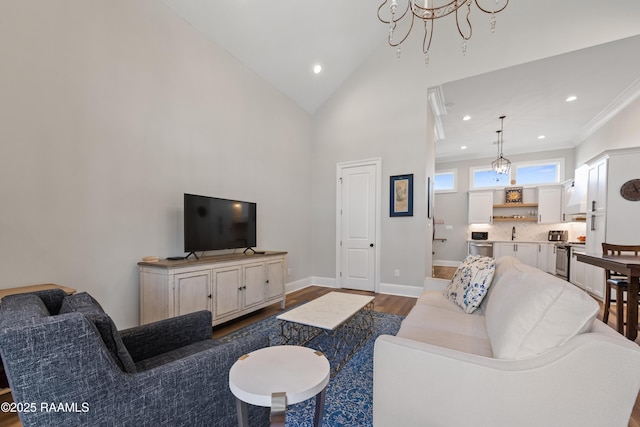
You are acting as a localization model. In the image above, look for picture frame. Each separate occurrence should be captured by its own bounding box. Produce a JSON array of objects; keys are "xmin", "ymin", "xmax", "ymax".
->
[
  {"xmin": 505, "ymin": 186, "xmax": 523, "ymax": 204},
  {"xmin": 390, "ymin": 174, "xmax": 413, "ymax": 217}
]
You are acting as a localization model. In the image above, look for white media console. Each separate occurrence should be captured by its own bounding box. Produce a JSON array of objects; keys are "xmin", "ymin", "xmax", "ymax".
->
[{"xmin": 138, "ymin": 251, "xmax": 287, "ymax": 326}]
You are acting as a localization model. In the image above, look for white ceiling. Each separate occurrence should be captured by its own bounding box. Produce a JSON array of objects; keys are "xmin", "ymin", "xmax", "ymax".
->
[
  {"xmin": 158, "ymin": 1, "xmax": 640, "ymax": 162},
  {"xmin": 435, "ymin": 35, "xmax": 640, "ymax": 162},
  {"xmin": 159, "ymin": 0, "xmax": 384, "ymax": 114}
]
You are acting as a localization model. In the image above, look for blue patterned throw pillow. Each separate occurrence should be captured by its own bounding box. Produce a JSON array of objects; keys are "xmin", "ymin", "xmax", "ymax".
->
[{"xmin": 444, "ymin": 255, "xmax": 496, "ymax": 314}]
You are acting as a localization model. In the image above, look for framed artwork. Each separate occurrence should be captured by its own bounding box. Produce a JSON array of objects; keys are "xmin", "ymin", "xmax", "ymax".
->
[
  {"xmin": 505, "ymin": 187, "xmax": 523, "ymax": 204},
  {"xmin": 390, "ymin": 174, "xmax": 413, "ymax": 217}
]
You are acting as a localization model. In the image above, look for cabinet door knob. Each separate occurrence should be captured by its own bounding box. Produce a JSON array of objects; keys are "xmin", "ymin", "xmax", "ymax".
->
[
  {"xmin": 370, "ymin": 243, "xmax": 374, "ymax": 247},
  {"xmin": 266, "ymin": 279, "xmax": 269, "ymax": 283},
  {"xmin": 208, "ymin": 294, "xmax": 212, "ymax": 299}
]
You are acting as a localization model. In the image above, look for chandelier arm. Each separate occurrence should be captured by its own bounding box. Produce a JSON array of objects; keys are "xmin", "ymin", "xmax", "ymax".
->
[
  {"xmin": 388, "ymin": 11, "xmax": 417, "ymax": 47},
  {"xmin": 422, "ymin": 19, "xmax": 434, "ymax": 54},
  {"xmin": 474, "ymin": 0, "xmax": 509, "ymax": 14},
  {"xmin": 377, "ymin": 0, "xmax": 411, "ymax": 24},
  {"xmin": 455, "ymin": 1, "xmax": 473, "ymax": 40}
]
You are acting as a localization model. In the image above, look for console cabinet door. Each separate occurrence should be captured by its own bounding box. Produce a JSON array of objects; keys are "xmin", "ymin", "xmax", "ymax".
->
[
  {"xmin": 242, "ymin": 262, "xmax": 266, "ymax": 310},
  {"xmin": 174, "ymin": 270, "xmax": 211, "ymax": 317},
  {"xmin": 213, "ymin": 266, "xmax": 242, "ymax": 320},
  {"xmin": 265, "ymin": 258, "xmax": 285, "ymax": 302}
]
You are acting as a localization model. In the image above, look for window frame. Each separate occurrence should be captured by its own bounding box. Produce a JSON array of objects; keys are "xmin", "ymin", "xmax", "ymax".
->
[
  {"xmin": 513, "ymin": 158, "xmax": 564, "ymax": 186},
  {"xmin": 434, "ymin": 169, "xmax": 457, "ymax": 193},
  {"xmin": 469, "ymin": 158, "xmax": 564, "ymax": 189}
]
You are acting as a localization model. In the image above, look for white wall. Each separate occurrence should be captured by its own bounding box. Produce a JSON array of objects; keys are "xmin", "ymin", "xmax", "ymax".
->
[
  {"xmin": 0, "ymin": 0, "xmax": 312, "ymax": 328},
  {"xmin": 311, "ymin": 54, "xmax": 430, "ymax": 289}
]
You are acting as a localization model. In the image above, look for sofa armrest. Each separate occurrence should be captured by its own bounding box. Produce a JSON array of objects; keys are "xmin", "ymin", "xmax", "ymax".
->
[
  {"xmin": 120, "ymin": 310, "xmax": 212, "ymax": 362},
  {"xmin": 423, "ymin": 276, "xmax": 450, "ymax": 291},
  {"xmin": 374, "ymin": 332, "xmax": 640, "ymax": 427}
]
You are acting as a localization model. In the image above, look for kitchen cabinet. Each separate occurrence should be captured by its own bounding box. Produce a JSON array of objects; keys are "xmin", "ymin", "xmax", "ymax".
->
[
  {"xmin": 468, "ymin": 191, "xmax": 493, "ymax": 224},
  {"xmin": 583, "ymin": 212, "xmax": 606, "ymax": 298},
  {"xmin": 570, "ymin": 248, "xmax": 586, "ymax": 290},
  {"xmin": 537, "ymin": 186, "xmax": 562, "ymax": 224},
  {"xmin": 139, "ymin": 251, "xmax": 287, "ymax": 326},
  {"xmin": 493, "ymin": 242, "xmax": 538, "ymax": 267},
  {"xmin": 587, "ymin": 158, "xmax": 607, "ymax": 213},
  {"xmin": 536, "ymin": 243, "xmax": 556, "ymax": 274}
]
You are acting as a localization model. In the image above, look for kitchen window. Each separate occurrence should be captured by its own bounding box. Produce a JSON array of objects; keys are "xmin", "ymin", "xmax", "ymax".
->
[
  {"xmin": 434, "ymin": 169, "xmax": 457, "ymax": 193},
  {"xmin": 469, "ymin": 158, "xmax": 564, "ymax": 189}
]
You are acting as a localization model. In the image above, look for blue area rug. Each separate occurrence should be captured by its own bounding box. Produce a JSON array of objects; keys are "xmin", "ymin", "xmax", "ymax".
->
[{"xmin": 218, "ymin": 308, "xmax": 404, "ymax": 426}]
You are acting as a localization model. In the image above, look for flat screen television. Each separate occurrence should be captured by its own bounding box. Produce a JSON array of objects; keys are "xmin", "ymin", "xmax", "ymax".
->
[{"xmin": 184, "ymin": 193, "xmax": 257, "ymax": 257}]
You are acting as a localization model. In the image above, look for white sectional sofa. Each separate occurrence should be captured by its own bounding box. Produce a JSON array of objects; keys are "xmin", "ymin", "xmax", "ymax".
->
[{"xmin": 374, "ymin": 256, "xmax": 640, "ymax": 427}]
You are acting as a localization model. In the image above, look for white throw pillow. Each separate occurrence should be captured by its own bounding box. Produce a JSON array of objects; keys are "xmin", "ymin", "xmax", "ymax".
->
[
  {"xmin": 444, "ymin": 255, "xmax": 496, "ymax": 314},
  {"xmin": 485, "ymin": 261, "xmax": 599, "ymax": 359}
]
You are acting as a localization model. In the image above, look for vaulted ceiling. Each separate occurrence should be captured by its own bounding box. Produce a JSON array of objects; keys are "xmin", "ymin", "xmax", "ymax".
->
[{"xmin": 159, "ymin": 1, "xmax": 640, "ymax": 161}]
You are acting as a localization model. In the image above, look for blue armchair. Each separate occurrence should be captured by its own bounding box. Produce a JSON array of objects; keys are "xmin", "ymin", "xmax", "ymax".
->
[{"xmin": 0, "ymin": 289, "xmax": 269, "ymax": 426}]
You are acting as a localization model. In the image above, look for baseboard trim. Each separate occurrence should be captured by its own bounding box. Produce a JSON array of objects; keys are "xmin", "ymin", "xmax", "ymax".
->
[
  {"xmin": 285, "ymin": 276, "xmax": 338, "ymax": 294},
  {"xmin": 433, "ymin": 259, "xmax": 462, "ymax": 267},
  {"xmin": 378, "ymin": 282, "xmax": 424, "ymax": 298}
]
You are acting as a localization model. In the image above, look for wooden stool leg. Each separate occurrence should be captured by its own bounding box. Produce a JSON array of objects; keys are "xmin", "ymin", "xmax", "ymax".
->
[
  {"xmin": 616, "ymin": 287, "xmax": 626, "ymax": 335},
  {"xmin": 603, "ymin": 283, "xmax": 612, "ymax": 325}
]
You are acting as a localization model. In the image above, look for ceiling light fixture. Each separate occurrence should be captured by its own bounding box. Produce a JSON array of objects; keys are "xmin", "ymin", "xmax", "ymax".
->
[
  {"xmin": 491, "ymin": 115, "xmax": 510, "ymax": 175},
  {"xmin": 378, "ymin": 0, "xmax": 509, "ymax": 62},
  {"xmin": 313, "ymin": 64, "xmax": 322, "ymax": 74},
  {"xmin": 566, "ymin": 95, "xmax": 578, "ymax": 102},
  {"xmin": 463, "ymin": 115, "xmax": 471, "ymax": 121}
]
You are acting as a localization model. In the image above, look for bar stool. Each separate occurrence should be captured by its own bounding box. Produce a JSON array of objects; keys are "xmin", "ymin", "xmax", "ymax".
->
[{"xmin": 601, "ymin": 243, "xmax": 640, "ymax": 334}]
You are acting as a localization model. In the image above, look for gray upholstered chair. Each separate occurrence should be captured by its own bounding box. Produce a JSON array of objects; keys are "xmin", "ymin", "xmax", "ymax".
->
[{"xmin": 0, "ymin": 289, "xmax": 269, "ymax": 427}]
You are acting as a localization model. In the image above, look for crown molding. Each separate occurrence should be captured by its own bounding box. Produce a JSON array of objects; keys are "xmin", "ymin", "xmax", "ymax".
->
[
  {"xmin": 428, "ymin": 86, "xmax": 447, "ymax": 142},
  {"xmin": 578, "ymin": 75, "xmax": 640, "ymax": 143}
]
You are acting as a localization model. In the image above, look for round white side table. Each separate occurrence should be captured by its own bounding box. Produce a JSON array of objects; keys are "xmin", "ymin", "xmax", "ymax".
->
[{"xmin": 229, "ymin": 345, "xmax": 330, "ymax": 427}]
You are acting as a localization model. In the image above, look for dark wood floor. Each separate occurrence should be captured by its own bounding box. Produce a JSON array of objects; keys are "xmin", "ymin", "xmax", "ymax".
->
[{"xmin": 1, "ymin": 276, "xmax": 638, "ymax": 426}]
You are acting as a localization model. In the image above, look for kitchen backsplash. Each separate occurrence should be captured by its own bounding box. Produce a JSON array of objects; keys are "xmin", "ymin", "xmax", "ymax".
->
[{"xmin": 468, "ymin": 221, "xmax": 587, "ymax": 242}]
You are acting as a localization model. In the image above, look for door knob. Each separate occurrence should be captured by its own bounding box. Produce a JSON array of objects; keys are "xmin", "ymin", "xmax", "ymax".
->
[{"xmin": 370, "ymin": 243, "xmax": 374, "ymax": 247}]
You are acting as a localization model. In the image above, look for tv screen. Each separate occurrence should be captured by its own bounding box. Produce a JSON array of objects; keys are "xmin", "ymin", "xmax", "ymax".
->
[{"xmin": 184, "ymin": 194, "xmax": 257, "ymax": 253}]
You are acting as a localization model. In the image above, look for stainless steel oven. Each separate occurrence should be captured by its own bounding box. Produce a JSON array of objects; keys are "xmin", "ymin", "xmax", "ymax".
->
[{"xmin": 555, "ymin": 244, "xmax": 569, "ymax": 279}]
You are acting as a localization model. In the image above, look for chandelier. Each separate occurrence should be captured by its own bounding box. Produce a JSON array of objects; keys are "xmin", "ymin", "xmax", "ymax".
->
[
  {"xmin": 491, "ymin": 115, "xmax": 510, "ymax": 175},
  {"xmin": 377, "ymin": 0, "xmax": 509, "ymax": 61}
]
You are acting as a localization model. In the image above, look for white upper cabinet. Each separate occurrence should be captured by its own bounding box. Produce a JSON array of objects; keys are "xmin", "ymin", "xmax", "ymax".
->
[
  {"xmin": 468, "ymin": 191, "xmax": 493, "ymax": 224},
  {"xmin": 537, "ymin": 186, "xmax": 562, "ymax": 224}
]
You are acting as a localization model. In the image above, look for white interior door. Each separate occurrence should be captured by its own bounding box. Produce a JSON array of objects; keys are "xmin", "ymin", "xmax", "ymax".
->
[{"xmin": 337, "ymin": 161, "xmax": 379, "ymax": 292}]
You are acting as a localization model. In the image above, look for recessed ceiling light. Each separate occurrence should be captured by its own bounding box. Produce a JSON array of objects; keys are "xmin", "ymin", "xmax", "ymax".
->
[
  {"xmin": 565, "ymin": 95, "xmax": 578, "ymax": 102},
  {"xmin": 462, "ymin": 115, "xmax": 471, "ymax": 121},
  {"xmin": 461, "ymin": 145, "xmax": 468, "ymax": 150},
  {"xmin": 538, "ymin": 135, "xmax": 546, "ymax": 140},
  {"xmin": 313, "ymin": 64, "xmax": 322, "ymax": 74}
]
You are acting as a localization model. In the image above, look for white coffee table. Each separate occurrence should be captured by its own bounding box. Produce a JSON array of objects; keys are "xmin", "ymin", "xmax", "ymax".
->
[{"xmin": 229, "ymin": 345, "xmax": 330, "ymax": 427}]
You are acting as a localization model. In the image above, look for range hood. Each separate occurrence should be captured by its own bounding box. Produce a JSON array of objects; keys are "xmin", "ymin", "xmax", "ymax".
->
[{"xmin": 566, "ymin": 165, "xmax": 588, "ymax": 214}]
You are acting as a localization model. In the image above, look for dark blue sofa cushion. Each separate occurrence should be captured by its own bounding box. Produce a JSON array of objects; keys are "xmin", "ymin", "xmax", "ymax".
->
[
  {"xmin": 0, "ymin": 293, "xmax": 50, "ymax": 323},
  {"xmin": 59, "ymin": 292, "xmax": 137, "ymax": 373}
]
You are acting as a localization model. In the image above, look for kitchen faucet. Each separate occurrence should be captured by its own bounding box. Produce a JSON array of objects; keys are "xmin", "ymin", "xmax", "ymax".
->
[{"xmin": 512, "ymin": 226, "xmax": 516, "ymax": 241}]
